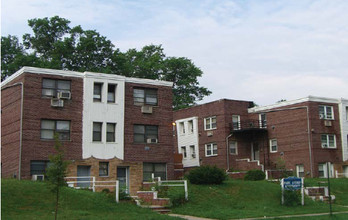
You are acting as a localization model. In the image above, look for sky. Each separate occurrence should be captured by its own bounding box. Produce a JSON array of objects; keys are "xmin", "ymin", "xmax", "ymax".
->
[{"xmin": 2, "ymin": 0, "xmax": 348, "ymax": 106}]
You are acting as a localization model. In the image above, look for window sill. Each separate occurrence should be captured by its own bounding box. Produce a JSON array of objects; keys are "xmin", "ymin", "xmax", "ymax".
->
[
  {"xmin": 322, "ymin": 147, "xmax": 337, "ymax": 149},
  {"xmin": 270, "ymin": 151, "xmax": 278, "ymax": 153},
  {"xmin": 205, "ymin": 128, "xmax": 217, "ymax": 131},
  {"xmin": 205, "ymin": 154, "xmax": 218, "ymax": 157},
  {"xmin": 41, "ymin": 139, "xmax": 71, "ymax": 142},
  {"xmin": 133, "ymin": 142, "xmax": 159, "ymax": 145}
]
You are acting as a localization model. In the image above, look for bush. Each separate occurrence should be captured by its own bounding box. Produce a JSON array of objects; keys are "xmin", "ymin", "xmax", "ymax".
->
[
  {"xmin": 187, "ymin": 165, "xmax": 227, "ymax": 185},
  {"xmin": 244, "ymin": 170, "xmax": 265, "ymax": 181},
  {"xmin": 283, "ymin": 190, "xmax": 301, "ymax": 206}
]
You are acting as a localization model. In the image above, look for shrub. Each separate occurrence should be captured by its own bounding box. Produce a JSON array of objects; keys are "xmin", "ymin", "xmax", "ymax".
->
[
  {"xmin": 244, "ymin": 170, "xmax": 265, "ymax": 181},
  {"xmin": 187, "ymin": 165, "xmax": 227, "ymax": 185},
  {"xmin": 283, "ymin": 190, "xmax": 301, "ymax": 206}
]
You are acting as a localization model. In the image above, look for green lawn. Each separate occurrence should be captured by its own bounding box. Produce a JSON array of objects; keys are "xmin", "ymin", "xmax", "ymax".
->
[
  {"xmin": 2, "ymin": 179, "xmax": 178, "ymax": 220},
  {"xmin": 170, "ymin": 178, "xmax": 348, "ymax": 220}
]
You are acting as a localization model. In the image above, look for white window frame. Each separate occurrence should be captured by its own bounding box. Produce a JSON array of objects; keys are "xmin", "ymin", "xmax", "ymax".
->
[
  {"xmin": 181, "ymin": 146, "xmax": 187, "ymax": 159},
  {"xmin": 204, "ymin": 116, "xmax": 217, "ymax": 131},
  {"xmin": 270, "ymin": 139, "xmax": 278, "ymax": 153},
  {"xmin": 232, "ymin": 115, "xmax": 241, "ymax": 130},
  {"xmin": 188, "ymin": 120, "xmax": 194, "ymax": 133},
  {"xmin": 319, "ymin": 105, "xmax": 334, "ymax": 120},
  {"xmin": 179, "ymin": 122, "xmax": 185, "ymax": 135},
  {"xmin": 205, "ymin": 143, "xmax": 218, "ymax": 157},
  {"xmin": 321, "ymin": 134, "xmax": 336, "ymax": 149},
  {"xmin": 318, "ymin": 162, "xmax": 334, "ymax": 178},
  {"xmin": 229, "ymin": 141, "xmax": 238, "ymax": 155},
  {"xmin": 189, "ymin": 145, "xmax": 196, "ymax": 158},
  {"xmin": 296, "ymin": 164, "xmax": 304, "ymax": 177}
]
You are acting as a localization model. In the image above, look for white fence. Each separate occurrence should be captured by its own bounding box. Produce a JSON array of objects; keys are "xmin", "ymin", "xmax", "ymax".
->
[
  {"xmin": 65, "ymin": 176, "xmax": 119, "ymax": 203},
  {"xmin": 335, "ymin": 171, "xmax": 348, "ymax": 178},
  {"xmin": 152, "ymin": 175, "xmax": 188, "ymax": 200}
]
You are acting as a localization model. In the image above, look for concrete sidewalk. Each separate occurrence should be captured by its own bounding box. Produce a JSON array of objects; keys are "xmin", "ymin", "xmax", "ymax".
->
[{"xmin": 169, "ymin": 211, "xmax": 348, "ymax": 220}]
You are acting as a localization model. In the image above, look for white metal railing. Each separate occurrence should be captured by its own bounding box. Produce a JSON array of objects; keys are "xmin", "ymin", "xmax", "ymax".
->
[
  {"xmin": 151, "ymin": 174, "xmax": 188, "ymax": 200},
  {"xmin": 335, "ymin": 171, "xmax": 348, "ymax": 178},
  {"xmin": 65, "ymin": 176, "xmax": 119, "ymax": 203}
]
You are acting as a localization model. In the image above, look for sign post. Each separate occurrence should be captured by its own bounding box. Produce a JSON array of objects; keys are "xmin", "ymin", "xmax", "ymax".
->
[{"xmin": 281, "ymin": 176, "xmax": 304, "ymax": 206}]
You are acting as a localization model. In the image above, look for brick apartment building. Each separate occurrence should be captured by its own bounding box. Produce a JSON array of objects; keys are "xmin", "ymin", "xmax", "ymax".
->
[
  {"xmin": 1, "ymin": 67, "xmax": 175, "ymax": 195},
  {"xmin": 174, "ymin": 97, "xmax": 348, "ymax": 178}
]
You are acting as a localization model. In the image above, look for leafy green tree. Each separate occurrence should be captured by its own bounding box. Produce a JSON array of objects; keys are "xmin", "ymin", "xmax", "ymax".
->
[
  {"xmin": 1, "ymin": 16, "xmax": 212, "ymax": 109},
  {"xmin": 46, "ymin": 135, "xmax": 69, "ymax": 220}
]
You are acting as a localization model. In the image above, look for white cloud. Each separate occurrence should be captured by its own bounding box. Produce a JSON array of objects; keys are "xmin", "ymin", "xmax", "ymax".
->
[{"xmin": 1, "ymin": 0, "xmax": 348, "ymax": 105}]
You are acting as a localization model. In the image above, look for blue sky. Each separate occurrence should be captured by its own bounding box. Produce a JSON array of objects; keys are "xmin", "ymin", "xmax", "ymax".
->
[{"xmin": 2, "ymin": 0, "xmax": 348, "ymax": 105}]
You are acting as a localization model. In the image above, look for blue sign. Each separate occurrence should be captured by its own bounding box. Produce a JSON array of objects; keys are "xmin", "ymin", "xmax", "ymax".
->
[{"xmin": 283, "ymin": 177, "xmax": 302, "ymax": 190}]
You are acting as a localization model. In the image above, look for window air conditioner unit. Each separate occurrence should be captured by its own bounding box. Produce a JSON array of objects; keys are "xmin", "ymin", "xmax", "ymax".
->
[
  {"xmin": 147, "ymin": 138, "xmax": 158, "ymax": 143},
  {"xmin": 32, "ymin": 174, "xmax": 45, "ymax": 181},
  {"xmin": 319, "ymin": 114, "xmax": 325, "ymax": 119},
  {"xmin": 141, "ymin": 105, "xmax": 153, "ymax": 114},
  {"xmin": 324, "ymin": 120, "xmax": 332, "ymax": 127},
  {"xmin": 322, "ymin": 143, "xmax": 328, "ymax": 148},
  {"xmin": 51, "ymin": 99, "xmax": 64, "ymax": 107},
  {"xmin": 207, "ymin": 131, "xmax": 213, "ymax": 137},
  {"xmin": 192, "ymin": 154, "xmax": 196, "ymax": 158},
  {"xmin": 58, "ymin": 91, "xmax": 71, "ymax": 99}
]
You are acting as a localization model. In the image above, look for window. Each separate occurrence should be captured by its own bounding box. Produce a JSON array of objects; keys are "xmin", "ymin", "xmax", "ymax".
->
[
  {"xmin": 99, "ymin": 162, "xmax": 109, "ymax": 177},
  {"xmin": 204, "ymin": 116, "xmax": 217, "ymax": 130},
  {"xmin": 133, "ymin": 88, "xmax": 158, "ymax": 105},
  {"xmin": 30, "ymin": 160, "xmax": 50, "ymax": 175},
  {"xmin": 143, "ymin": 163, "xmax": 166, "ymax": 181},
  {"xmin": 318, "ymin": 163, "xmax": 334, "ymax": 178},
  {"xmin": 270, "ymin": 139, "xmax": 277, "ymax": 153},
  {"xmin": 107, "ymin": 123, "xmax": 116, "ymax": 142},
  {"xmin": 134, "ymin": 125, "xmax": 158, "ymax": 143},
  {"xmin": 42, "ymin": 79, "xmax": 71, "ymax": 98},
  {"xmin": 93, "ymin": 122, "xmax": 102, "ymax": 142},
  {"xmin": 205, "ymin": 143, "xmax": 218, "ymax": 156},
  {"xmin": 319, "ymin": 105, "xmax": 334, "ymax": 120},
  {"xmin": 179, "ymin": 122, "xmax": 185, "ymax": 135},
  {"xmin": 107, "ymin": 84, "xmax": 116, "ymax": 103},
  {"xmin": 232, "ymin": 115, "xmax": 241, "ymax": 130},
  {"xmin": 41, "ymin": 120, "xmax": 70, "ymax": 140},
  {"xmin": 181, "ymin": 146, "xmax": 187, "ymax": 158},
  {"xmin": 296, "ymin": 164, "xmax": 304, "ymax": 177},
  {"xmin": 259, "ymin": 113, "xmax": 267, "ymax": 128},
  {"xmin": 346, "ymin": 106, "xmax": 348, "ymax": 121},
  {"xmin": 229, "ymin": 141, "xmax": 238, "ymax": 155},
  {"xmin": 188, "ymin": 120, "xmax": 194, "ymax": 133},
  {"xmin": 190, "ymin": 145, "xmax": 196, "ymax": 158},
  {"xmin": 321, "ymin": 134, "xmax": 336, "ymax": 148},
  {"xmin": 93, "ymin": 83, "xmax": 103, "ymax": 102}
]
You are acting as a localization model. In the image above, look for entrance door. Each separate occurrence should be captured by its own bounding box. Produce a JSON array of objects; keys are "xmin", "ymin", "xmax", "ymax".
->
[
  {"xmin": 117, "ymin": 167, "xmax": 129, "ymax": 193},
  {"xmin": 251, "ymin": 142, "xmax": 260, "ymax": 161},
  {"xmin": 77, "ymin": 166, "xmax": 91, "ymax": 188}
]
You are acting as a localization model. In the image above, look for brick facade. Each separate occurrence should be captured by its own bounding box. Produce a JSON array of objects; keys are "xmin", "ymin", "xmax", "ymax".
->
[
  {"xmin": 124, "ymin": 83, "xmax": 175, "ymax": 180},
  {"xmin": 67, "ymin": 157, "xmax": 142, "ymax": 195},
  {"xmin": 174, "ymin": 98, "xmax": 345, "ymax": 178}
]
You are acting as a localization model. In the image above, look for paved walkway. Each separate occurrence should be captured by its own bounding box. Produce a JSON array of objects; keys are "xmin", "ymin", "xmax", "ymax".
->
[{"xmin": 169, "ymin": 211, "xmax": 348, "ymax": 220}]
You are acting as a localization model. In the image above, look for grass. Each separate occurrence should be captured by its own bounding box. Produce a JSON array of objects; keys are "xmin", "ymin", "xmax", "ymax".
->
[
  {"xmin": 170, "ymin": 178, "xmax": 348, "ymax": 220},
  {"xmin": 2, "ymin": 179, "xmax": 179, "ymax": 220}
]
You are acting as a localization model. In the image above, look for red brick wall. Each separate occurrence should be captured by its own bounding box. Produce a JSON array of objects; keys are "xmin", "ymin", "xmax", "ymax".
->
[
  {"xmin": 19, "ymin": 73, "xmax": 83, "ymax": 179},
  {"xmin": 123, "ymin": 83, "xmax": 174, "ymax": 179},
  {"xmin": 1, "ymin": 75, "xmax": 25, "ymax": 178},
  {"xmin": 174, "ymin": 99, "xmax": 253, "ymax": 170}
]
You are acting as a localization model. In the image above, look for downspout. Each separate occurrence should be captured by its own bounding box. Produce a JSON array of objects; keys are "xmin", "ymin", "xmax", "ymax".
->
[
  {"xmin": 226, "ymin": 133, "xmax": 233, "ymax": 172},
  {"xmin": 1, "ymin": 82, "xmax": 24, "ymax": 180},
  {"xmin": 254, "ymin": 106, "xmax": 313, "ymax": 177}
]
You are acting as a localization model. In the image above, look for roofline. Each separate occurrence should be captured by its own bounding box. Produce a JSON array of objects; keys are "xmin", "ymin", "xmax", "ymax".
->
[
  {"xmin": 175, "ymin": 98, "xmax": 253, "ymax": 112},
  {"xmin": 1, "ymin": 66, "xmax": 173, "ymax": 88},
  {"xmin": 248, "ymin": 96, "xmax": 348, "ymax": 113}
]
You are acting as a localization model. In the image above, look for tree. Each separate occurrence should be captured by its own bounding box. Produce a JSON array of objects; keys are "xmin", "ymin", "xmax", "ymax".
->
[
  {"xmin": 46, "ymin": 135, "xmax": 69, "ymax": 220},
  {"xmin": 1, "ymin": 16, "xmax": 212, "ymax": 109}
]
